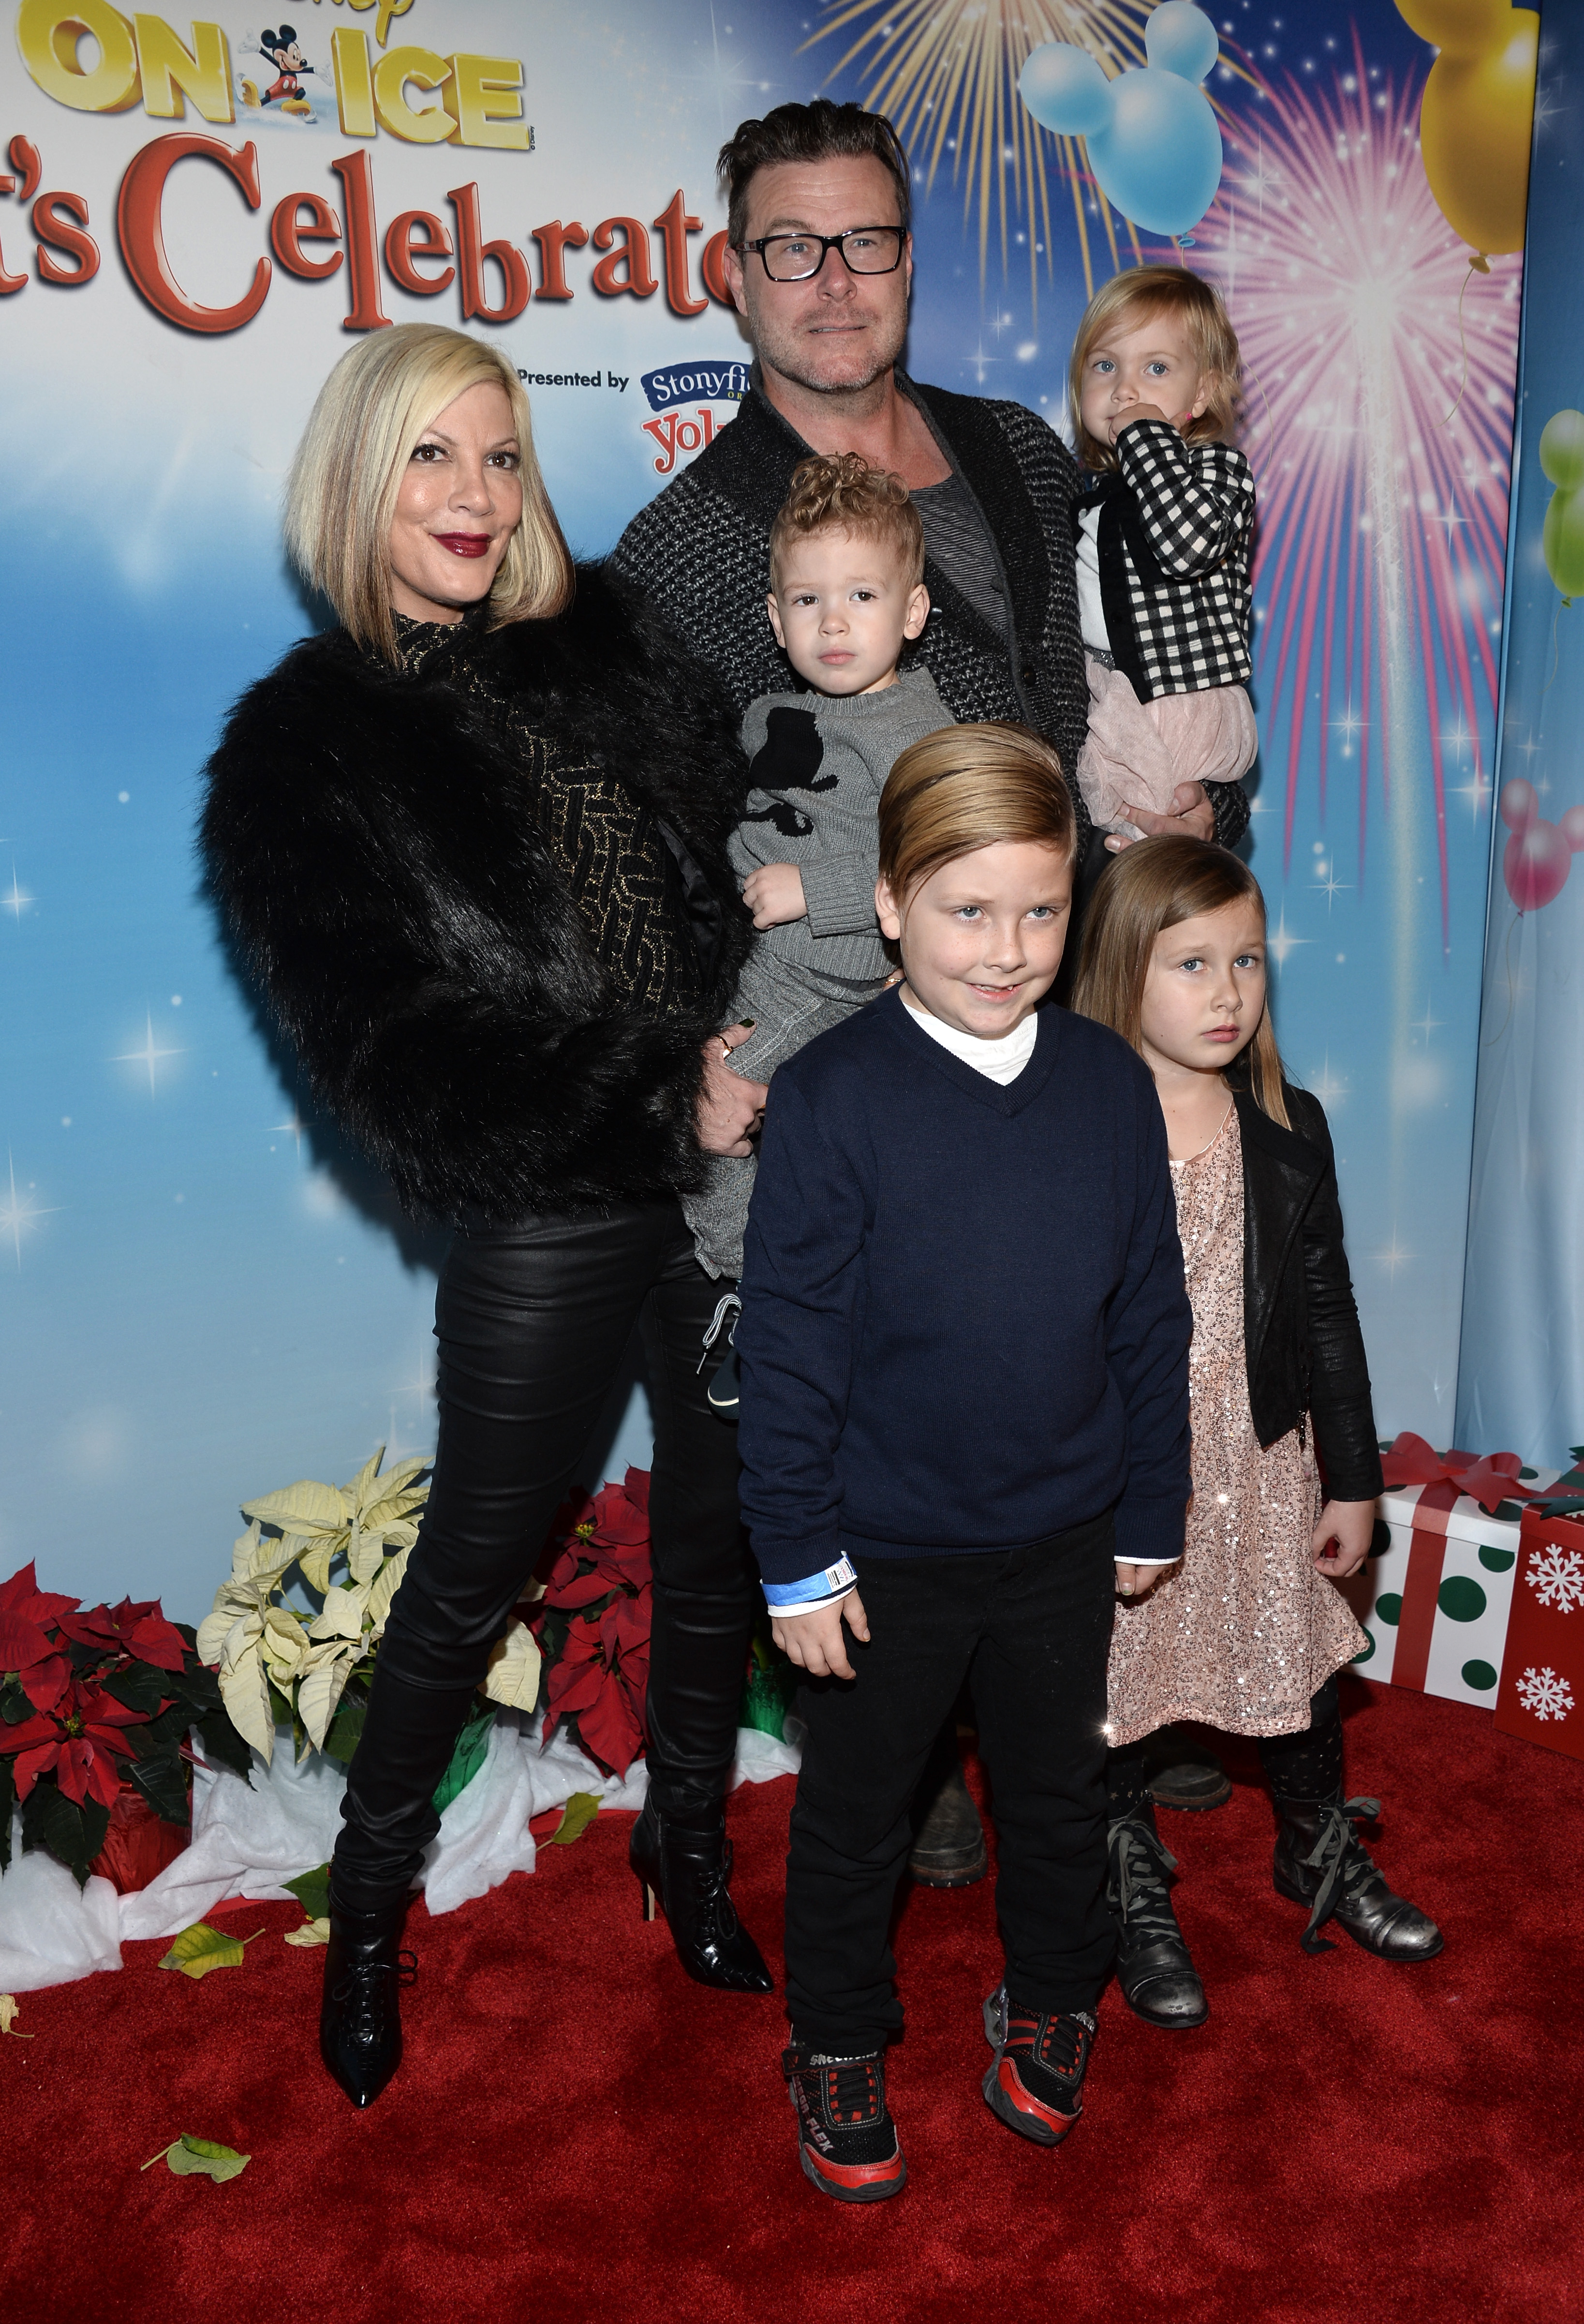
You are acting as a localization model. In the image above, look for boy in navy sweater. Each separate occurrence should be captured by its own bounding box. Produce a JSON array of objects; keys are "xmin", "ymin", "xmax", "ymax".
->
[{"xmin": 736, "ymin": 723, "xmax": 1192, "ymax": 2202}]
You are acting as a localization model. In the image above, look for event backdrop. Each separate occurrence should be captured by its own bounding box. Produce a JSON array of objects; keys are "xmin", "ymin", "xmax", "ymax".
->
[
  {"xmin": 0, "ymin": 0, "xmax": 1532, "ymax": 1619},
  {"xmin": 1457, "ymin": 3, "xmax": 1581, "ymax": 1469}
]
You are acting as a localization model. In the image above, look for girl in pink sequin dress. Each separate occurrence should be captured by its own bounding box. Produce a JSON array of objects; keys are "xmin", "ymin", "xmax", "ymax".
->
[{"xmin": 1073, "ymin": 838, "xmax": 1441, "ymax": 2028}]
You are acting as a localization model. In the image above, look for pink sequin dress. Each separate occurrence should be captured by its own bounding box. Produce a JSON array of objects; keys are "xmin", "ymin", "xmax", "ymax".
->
[{"xmin": 1106, "ymin": 1104, "xmax": 1365, "ymax": 1746}]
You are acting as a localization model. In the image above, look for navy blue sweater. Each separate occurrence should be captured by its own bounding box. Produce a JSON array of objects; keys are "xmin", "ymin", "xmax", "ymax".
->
[{"xmin": 736, "ymin": 989, "xmax": 1193, "ymax": 1590}]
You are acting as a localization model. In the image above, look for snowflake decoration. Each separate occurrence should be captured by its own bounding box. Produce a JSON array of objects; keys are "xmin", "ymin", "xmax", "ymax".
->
[
  {"xmin": 1525, "ymin": 1544, "xmax": 1584, "ymax": 1614},
  {"xmin": 1515, "ymin": 1666, "xmax": 1574, "ymax": 1724}
]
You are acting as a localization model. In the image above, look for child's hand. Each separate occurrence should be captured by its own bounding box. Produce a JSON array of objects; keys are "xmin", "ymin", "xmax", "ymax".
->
[
  {"xmin": 1110, "ymin": 403, "xmax": 1195, "ymax": 441},
  {"xmin": 1115, "ymin": 1560, "xmax": 1174, "ymax": 1600},
  {"xmin": 1311, "ymin": 1499, "xmax": 1376, "ymax": 1580},
  {"xmin": 742, "ymin": 863, "xmax": 808, "ymax": 929},
  {"xmin": 771, "ymin": 1591, "xmax": 870, "ymax": 1681}
]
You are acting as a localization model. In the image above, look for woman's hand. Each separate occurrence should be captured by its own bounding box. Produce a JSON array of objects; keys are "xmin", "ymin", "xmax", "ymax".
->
[
  {"xmin": 696, "ymin": 1022, "xmax": 769, "ymax": 1156},
  {"xmin": 1104, "ymin": 780, "xmax": 1216, "ymax": 852},
  {"xmin": 1115, "ymin": 1560, "xmax": 1175, "ymax": 1600},
  {"xmin": 771, "ymin": 1591, "xmax": 870, "ymax": 1681},
  {"xmin": 742, "ymin": 863, "xmax": 808, "ymax": 930},
  {"xmin": 1312, "ymin": 1499, "xmax": 1376, "ymax": 1580}
]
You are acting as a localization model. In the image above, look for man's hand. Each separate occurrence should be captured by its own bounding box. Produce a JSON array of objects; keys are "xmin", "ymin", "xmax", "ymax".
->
[
  {"xmin": 771, "ymin": 1591, "xmax": 870, "ymax": 1681},
  {"xmin": 742, "ymin": 862, "xmax": 808, "ymax": 930},
  {"xmin": 696, "ymin": 1022, "xmax": 768, "ymax": 1157},
  {"xmin": 1115, "ymin": 1560, "xmax": 1175, "ymax": 1601},
  {"xmin": 1312, "ymin": 1499, "xmax": 1376, "ymax": 1580},
  {"xmin": 1104, "ymin": 779, "xmax": 1217, "ymax": 852}
]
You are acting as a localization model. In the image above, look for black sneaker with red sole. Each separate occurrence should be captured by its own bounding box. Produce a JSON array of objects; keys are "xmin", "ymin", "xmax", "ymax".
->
[
  {"xmin": 980, "ymin": 1985, "xmax": 1095, "ymax": 2147},
  {"xmin": 784, "ymin": 2044, "xmax": 907, "ymax": 2203}
]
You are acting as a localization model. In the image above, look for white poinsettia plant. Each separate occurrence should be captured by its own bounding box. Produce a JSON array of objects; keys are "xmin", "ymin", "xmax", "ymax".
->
[{"xmin": 197, "ymin": 1447, "xmax": 541, "ymax": 1765}]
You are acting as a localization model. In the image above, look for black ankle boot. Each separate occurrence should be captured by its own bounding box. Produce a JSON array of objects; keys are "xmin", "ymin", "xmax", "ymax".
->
[
  {"xmin": 908, "ymin": 1745, "xmax": 988, "ymax": 1888},
  {"xmin": 1271, "ymin": 1791, "xmax": 1444, "ymax": 1960},
  {"xmin": 629, "ymin": 1800, "xmax": 774, "ymax": 1994},
  {"xmin": 1107, "ymin": 1803, "xmax": 1208, "ymax": 2028},
  {"xmin": 320, "ymin": 1896, "xmax": 416, "ymax": 2108}
]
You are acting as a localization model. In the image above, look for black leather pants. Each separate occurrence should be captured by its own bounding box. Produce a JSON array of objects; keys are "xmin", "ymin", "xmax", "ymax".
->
[{"xmin": 330, "ymin": 1197, "xmax": 757, "ymax": 1912}]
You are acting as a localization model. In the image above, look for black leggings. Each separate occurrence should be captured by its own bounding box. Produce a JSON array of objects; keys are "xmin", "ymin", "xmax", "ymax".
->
[
  {"xmin": 330, "ymin": 1197, "xmax": 758, "ymax": 1912},
  {"xmin": 1107, "ymin": 1675, "xmax": 1344, "ymax": 1820}
]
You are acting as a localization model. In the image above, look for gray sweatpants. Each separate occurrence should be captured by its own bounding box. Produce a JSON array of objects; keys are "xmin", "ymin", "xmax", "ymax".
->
[{"xmin": 684, "ymin": 945, "xmax": 892, "ymax": 1280}]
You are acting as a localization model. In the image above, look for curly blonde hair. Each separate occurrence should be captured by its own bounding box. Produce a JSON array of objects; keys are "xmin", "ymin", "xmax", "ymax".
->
[{"xmin": 768, "ymin": 452, "xmax": 926, "ymax": 590}]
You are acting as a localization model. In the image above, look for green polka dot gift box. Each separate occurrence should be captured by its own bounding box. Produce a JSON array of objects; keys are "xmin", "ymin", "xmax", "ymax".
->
[{"xmin": 1341, "ymin": 1434, "xmax": 1567, "ymax": 1710}]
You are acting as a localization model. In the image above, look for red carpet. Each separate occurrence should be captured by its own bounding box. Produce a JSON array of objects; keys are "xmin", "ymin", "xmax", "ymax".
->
[{"xmin": 7, "ymin": 1677, "xmax": 1581, "ymax": 2324}]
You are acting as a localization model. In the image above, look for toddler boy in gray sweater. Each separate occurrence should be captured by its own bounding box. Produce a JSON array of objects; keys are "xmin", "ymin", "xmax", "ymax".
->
[{"xmin": 685, "ymin": 454, "xmax": 955, "ymax": 1281}]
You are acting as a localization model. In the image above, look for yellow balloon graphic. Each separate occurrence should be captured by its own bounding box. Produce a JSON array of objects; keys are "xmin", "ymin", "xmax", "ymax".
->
[{"xmin": 1396, "ymin": 1, "xmax": 1539, "ymax": 261}]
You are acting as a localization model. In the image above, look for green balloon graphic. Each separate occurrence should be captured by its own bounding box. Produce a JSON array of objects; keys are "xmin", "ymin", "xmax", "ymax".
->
[
  {"xmin": 1539, "ymin": 408, "xmax": 1584, "ymax": 489},
  {"xmin": 1541, "ymin": 411, "xmax": 1584, "ymax": 605}
]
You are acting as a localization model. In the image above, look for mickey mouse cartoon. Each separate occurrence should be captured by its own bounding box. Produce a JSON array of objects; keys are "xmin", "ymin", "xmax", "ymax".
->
[{"xmin": 240, "ymin": 27, "xmax": 318, "ymax": 115}]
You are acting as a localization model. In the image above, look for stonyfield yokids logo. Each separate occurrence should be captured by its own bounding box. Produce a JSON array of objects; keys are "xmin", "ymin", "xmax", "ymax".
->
[{"xmin": 638, "ymin": 361, "xmax": 747, "ymax": 474}]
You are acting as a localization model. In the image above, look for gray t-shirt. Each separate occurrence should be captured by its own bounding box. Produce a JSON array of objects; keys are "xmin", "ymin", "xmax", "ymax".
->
[{"xmin": 912, "ymin": 472, "xmax": 1009, "ymax": 637}]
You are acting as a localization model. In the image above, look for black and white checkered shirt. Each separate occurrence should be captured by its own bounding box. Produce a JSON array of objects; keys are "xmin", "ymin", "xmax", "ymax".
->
[{"xmin": 1079, "ymin": 419, "xmax": 1254, "ymax": 704}]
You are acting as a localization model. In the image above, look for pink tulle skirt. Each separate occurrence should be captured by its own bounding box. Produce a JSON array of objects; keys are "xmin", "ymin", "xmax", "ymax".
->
[{"xmin": 1077, "ymin": 656, "xmax": 1258, "ymax": 835}]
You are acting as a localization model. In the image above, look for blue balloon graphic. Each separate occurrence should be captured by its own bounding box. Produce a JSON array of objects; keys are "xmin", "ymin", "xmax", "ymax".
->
[
  {"xmin": 1089, "ymin": 66, "xmax": 1224, "ymax": 235},
  {"xmin": 1019, "ymin": 2, "xmax": 1225, "ymax": 238},
  {"xmin": 1019, "ymin": 43, "xmax": 1111, "ymax": 138},
  {"xmin": 1145, "ymin": 0, "xmax": 1219, "ymax": 83}
]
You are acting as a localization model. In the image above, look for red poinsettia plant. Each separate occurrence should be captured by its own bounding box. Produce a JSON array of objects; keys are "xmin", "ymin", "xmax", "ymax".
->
[
  {"xmin": 530, "ymin": 1469, "xmax": 653, "ymax": 1780},
  {"xmin": 0, "ymin": 1562, "xmax": 252, "ymax": 1886}
]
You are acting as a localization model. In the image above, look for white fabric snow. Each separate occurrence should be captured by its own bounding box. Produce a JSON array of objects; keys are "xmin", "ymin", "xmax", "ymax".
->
[{"xmin": 0, "ymin": 1714, "xmax": 801, "ymax": 1992}]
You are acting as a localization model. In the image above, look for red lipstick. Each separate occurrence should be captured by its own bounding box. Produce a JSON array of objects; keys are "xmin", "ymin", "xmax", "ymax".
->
[{"xmin": 435, "ymin": 533, "xmax": 490, "ymax": 558}]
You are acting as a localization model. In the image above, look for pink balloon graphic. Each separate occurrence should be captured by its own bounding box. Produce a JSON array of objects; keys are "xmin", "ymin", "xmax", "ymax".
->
[
  {"xmin": 1503, "ymin": 817, "xmax": 1572, "ymax": 913},
  {"xmin": 1499, "ymin": 778, "xmax": 1539, "ymax": 832},
  {"xmin": 1562, "ymin": 803, "xmax": 1584, "ymax": 853}
]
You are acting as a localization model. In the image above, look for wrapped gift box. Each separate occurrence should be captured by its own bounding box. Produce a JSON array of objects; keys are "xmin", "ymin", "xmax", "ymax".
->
[
  {"xmin": 1494, "ymin": 1510, "xmax": 1584, "ymax": 1762},
  {"xmin": 1343, "ymin": 1440, "xmax": 1562, "ymax": 1709}
]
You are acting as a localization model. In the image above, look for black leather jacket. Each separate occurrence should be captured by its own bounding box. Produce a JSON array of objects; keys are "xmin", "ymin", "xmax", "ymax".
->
[{"xmin": 1236, "ymin": 1080, "xmax": 1384, "ymax": 1503}]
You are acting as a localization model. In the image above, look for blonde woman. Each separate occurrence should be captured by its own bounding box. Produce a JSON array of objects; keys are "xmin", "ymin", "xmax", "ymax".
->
[{"xmin": 203, "ymin": 325, "xmax": 773, "ymax": 2111}]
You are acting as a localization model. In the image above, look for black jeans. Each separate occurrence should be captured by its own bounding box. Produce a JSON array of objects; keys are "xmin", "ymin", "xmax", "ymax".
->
[
  {"xmin": 331, "ymin": 1197, "xmax": 757, "ymax": 1912},
  {"xmin": 784, "ymin": 1514, "xmax": 1119, "ymax": 2054}
]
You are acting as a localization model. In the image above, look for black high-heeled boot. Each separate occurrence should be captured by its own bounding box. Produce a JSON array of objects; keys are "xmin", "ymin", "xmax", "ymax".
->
[
  {"xmin": 1107, "ymin": 1802, "xmax": 1208, "ymax": 2028},
  {"xmin": 320, "ymin": 1896, "xmax": 417, "ymax": 2108},
  {"xmin": 1271, "ymin": 1791, "xmax": 1444, "ymax": 1960},
  {"xmin": 629, "ymin": 1799, "xmax": 773, "ymax": 1993}
]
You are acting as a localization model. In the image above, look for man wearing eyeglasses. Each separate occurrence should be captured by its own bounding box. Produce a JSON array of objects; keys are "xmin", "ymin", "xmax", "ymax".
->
[
  {"xmin": 612, "ymin": 97, "xmax": 1246, "ymax": 1886},
  {"xmin": 613, "ymin": 98, "xmax": 1250, "ymax": 873}
]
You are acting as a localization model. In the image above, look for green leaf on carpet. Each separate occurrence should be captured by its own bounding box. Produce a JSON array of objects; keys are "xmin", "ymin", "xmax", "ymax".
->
[
  {"xmin": 544, "ymin": 1791, "xmax": 602, "ymax": 1846},
  {"xmin": 141, "ymin": 2135, "xmax": 250, "ymax": 2182},
  {"xmin": 158, "ymin": 1922, "xmax": 264, "ymax": 1980},
  {"xmin": 0, "ymin": 1994, "xmax": 33, "ymax": 2038},
  {"xmin": 282, "ymin": 1863, "xmax": 332, "ymax": 1920}
]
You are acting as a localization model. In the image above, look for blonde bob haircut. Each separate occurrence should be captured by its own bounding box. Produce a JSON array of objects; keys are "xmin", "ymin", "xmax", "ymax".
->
[
  {"xmin": 1071, "ymin": 834, "xmax": 1290, "ymax": 1127},
  {"xmin": 877, "ymin": 722, "xmax": 1074, "ymax": 909},
  {"xmin": 1068, "ymin": 265, "xmax": 1242, "ymax": 474},
  {"xmin": 285, "ymin": 323, "xmax": 574, "ymax": 664}
]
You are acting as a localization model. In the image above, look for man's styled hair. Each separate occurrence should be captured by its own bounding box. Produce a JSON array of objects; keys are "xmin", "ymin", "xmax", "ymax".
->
[
  {"xmin": 1071, "ymin": 834, "xmax": 1291, "ymax": 1126},
  {"xmin": 718, "ymin": 99, "xmax": 911, "ymax": 249},
  {"xmin": 877, "ymin": 724, "xmax": 1074, "ymax": 907},
  {"xmin": 285, "ymin": 324, "xmax": 574, "ymax": 665},
  {"xmin": 769, "ymin": 453, "xmax": 925, "ymax": 591},
  {"xmin": 1068, "ymin": 265, "xmax": 1242, "ymax": 474}
]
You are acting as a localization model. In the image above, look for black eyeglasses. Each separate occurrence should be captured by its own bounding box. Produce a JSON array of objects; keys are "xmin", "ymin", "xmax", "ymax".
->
[{"xmin": 740, "ymin": 226, "xmax": 905, "ymax": 282}]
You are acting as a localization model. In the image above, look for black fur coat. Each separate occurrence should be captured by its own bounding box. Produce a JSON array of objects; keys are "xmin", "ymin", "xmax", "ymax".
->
[{"xmin": 201, "ymin": 566, "xmax": 755, "ymax": 1223}]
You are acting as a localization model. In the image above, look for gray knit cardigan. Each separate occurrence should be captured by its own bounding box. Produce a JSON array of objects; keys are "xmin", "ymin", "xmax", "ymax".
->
[{"xmin": 611, "ymin": 376, "xmax": 1252, "ymax": 861}]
